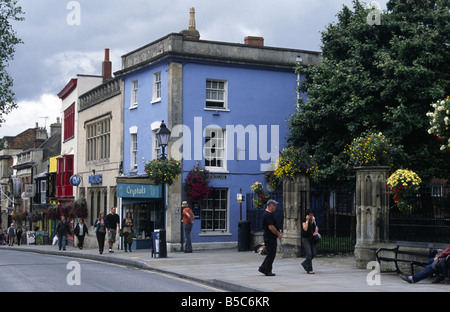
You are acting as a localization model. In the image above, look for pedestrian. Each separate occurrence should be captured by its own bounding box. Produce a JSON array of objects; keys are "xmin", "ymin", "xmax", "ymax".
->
[
  {"xmin": 56, "ymin": 215, "xmax": 71, "ymax": 251},
  {"xmin": 401, "ymin": 244, "xmax": 450, "ymax": 284},
  {"xmin": 0, "ymin": 227, "xmax": 4, "ymax": 245},
  {"xmin": 122, "ymin": 211, "xmax": 133, "ymax": 252},
  {"xmin": 94, "ymin": 212, "xmax": 110, "ymax": 254},
  {"xmin": 106, "ymin": 207, "xmax": 120, "ymax": 253},
  {"xmin": 182, "ymin": 201, "xmax": 194, "ymax": 253},
  {"xmin": 7, "ymin": 223, "xmax": 15, "ymax": 246},
  {"xmin": 16, "ymin": 226, "xmax": 23, "ymax": 246},
  {"xmin": 258, "ymin": 199, "xmax": 282, "ymax": 276},
  {"xmin": 74, "ymin": 218, "xmax": 89, "ymax": 249},
  {"xmin": 301, "ymin": 209, "xmax": 319, "ymax": 274}
]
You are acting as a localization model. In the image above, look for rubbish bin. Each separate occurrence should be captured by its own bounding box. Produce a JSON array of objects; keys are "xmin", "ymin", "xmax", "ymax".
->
[
  {"xmin": 151, "ymin": 228, "xmax": 167, "ymax": 258},
  {"xmin": 159, "ymin": 228, "xmax": 167, "ymax": 258},
  {"xmin": 238, "ymin": 220, "xmax": 251, "ymax": 251}
]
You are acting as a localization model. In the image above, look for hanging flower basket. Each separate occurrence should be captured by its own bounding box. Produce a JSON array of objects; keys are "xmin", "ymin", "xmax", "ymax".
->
[
  {"xmin": 46, "ymin": 205, "xmax": 60, "ymax": 220},
  {"xmin": 145, "ymin": 158, "xmax": 182, "ymax": 185},
  {"xmin": 427, "ymin": 96, "xmax": 450, "ymax": 152},
  {"xmin": 274, "ymin": 146, "xmax": 318, "ymax": 179},
  {"xmin": 27, "ymin": 212, "xmax": 43, "ymax": 222},
  {"xmin": 70, "ymin": 198, "xmax": 88, "ymax": 219},
  {"xmin": 12, "ymin": 209, "xmax": 28, "ymax": 221},
  {"xmin": 184, "ymin": 164, "xmax": 211, "ymax": 204},
  {"xmin": 386, "ymin": 169, "xmax": 422, "ymax": 213},
  {"xmin": 251, "ymin": 182, "xmax": 270, "ymax": 209},
  {"xmin": 344, "ymin": 132, "xmax": 398, "ymax": 167},
  {"xmin": 264, "ymin": 170, "xmax": 281, "ymax": 192}
]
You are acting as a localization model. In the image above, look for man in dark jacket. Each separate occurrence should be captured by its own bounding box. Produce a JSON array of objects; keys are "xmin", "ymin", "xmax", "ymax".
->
[{"xmin": 56, "ymin": 215, "xmax": 71, "ymax": 251}]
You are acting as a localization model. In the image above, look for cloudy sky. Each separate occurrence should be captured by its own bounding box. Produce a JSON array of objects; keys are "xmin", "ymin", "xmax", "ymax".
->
[{"xmin": 1, "ymin": 0, "xmax": 388, "ymax": 137}]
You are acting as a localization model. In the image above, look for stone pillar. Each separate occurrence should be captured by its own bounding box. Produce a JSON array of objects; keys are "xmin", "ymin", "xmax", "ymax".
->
[
  {"xmin": 166, "ymin": 62, "xmax": 183, "ymax": 251},
  {"xmin": 281, "ymin": 174, "xmax": 309, "ymax": 258},
  {"xmin": 354, "ymin": 166, "xmax": 389, "ymax": 268}
]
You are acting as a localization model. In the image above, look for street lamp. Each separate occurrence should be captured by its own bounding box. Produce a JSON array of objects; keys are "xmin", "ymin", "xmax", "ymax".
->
[
  {"xmin": 156, "ymin": 120, "xmax": 171, "ymax": 160},
  {"xmin": 155, "ymin": 120, "xmax": 171, "ymax": 258}
]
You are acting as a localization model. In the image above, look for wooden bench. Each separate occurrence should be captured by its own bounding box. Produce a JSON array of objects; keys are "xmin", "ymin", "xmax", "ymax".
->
[{"xmin": 376, "ymin": 241, "xmax": 450, "ymax": 277}]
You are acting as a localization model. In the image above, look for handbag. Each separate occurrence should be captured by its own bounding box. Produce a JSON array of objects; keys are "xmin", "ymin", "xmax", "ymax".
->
[
  {"xmin": 313, "ymin": 232, "xmax": 321, "ymax": 243},
  {"xmin": 94, "ymin": 225, "xmax": 99, "ymax": 233}
]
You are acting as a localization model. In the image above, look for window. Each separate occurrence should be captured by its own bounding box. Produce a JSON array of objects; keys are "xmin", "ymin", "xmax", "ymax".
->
[
  {"xmin": 56, "ymin": 155, "xmax": 73, "ymax": 198},
  {"xmin": 206, "ymin": 79, "xmax": 227, "ymax": 109},
  {"xmin": 201, "ymin": 188, "xmax": 228, "ymax": 232},
  {"xmin": 152, "ymin": 72, "xmax": 161, "ymax": 102},
  {"xmin": 86, "ymin": 118, "xmax": 111, "ymax": 161},
  {"xmin": 152, "ymin": 129, "xmax": 161, "ymax": 160},
  {"xmin": 131, "ymin": 80, "xmax": 138, "ymax": 108},
  {"xmin": 130, "ymin": 133, "xmax": 138, "ymax": 171},
  {"xmin": 40, "ymin": 180, "xmax": 47, "ymax": 204},
  {"xmin": 64, "ymin": 103, "xmax": 75, "ymax": 141},
  {"xmin": 205, "ymin": 128, "xmax": 225, "ymax": 170}
]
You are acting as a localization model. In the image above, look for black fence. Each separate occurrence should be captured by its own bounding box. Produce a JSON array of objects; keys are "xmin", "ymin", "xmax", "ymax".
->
[
  {"xmin": 246, "ymin": 186, "xmax": 356, "ymax": 254},
  {"xmin": 389, "ymin": 183, "xmax": 450, "ymax": 244},
  {"xmin": 308, "ymin": 185, "xmax": 356, "ymax": 254}
]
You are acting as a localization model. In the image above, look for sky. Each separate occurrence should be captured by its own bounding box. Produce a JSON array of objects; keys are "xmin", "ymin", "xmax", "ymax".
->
[{"xmin": 1, "ymin": 0, "xmax": 388, "ymax": 137}]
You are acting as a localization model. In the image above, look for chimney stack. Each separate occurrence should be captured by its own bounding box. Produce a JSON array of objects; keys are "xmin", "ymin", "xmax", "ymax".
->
[
  {"xmin": 102, "ymin": 48, "xmax": 112, "ymax": 79},
  {"xmin": 244, "ymin": 36, "xmax": 264, "ymax": 46},
  {"xmin": 180, "ymin": 8, "xmax": 200, "ymax": 40}
]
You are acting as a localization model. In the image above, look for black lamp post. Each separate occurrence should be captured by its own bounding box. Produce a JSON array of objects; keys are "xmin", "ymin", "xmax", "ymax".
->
[
  {"xmin": 156, "ymin": 120, "xmax": 171, "ymax": 160},
  {"xmin": 155, "ymin": 120, "xmax": 171, "ymax": 258}
]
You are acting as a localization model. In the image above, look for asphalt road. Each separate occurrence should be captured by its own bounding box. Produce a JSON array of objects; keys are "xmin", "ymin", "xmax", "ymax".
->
[{"xmin": 0, "ymin": 249, "xmax": 222, "ymax": 292}]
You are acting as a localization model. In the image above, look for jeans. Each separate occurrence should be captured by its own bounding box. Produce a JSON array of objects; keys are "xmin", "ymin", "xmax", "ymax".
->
[
  {"xmin": 260, "ymin": 238, "xmax": 277, "ymax": 274},
  {"xmin": 184, "ymin": 223, "xmax": 193, "ymax": 252},
  {"xmin": 412, "ymin": 258, "xmax": 435, "ymax": 283},
  {"xmin": 301, "ymin": 238, "xmax": 316, "ymax": 272},
  {"xmin": 57, "ymin": 235, "xmax": 67, "ymax": 250}
]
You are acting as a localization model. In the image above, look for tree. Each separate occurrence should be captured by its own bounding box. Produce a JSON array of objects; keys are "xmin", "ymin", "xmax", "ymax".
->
[
  {"xmin": 289, "ymin": 0, "xmax": 450, "ymax": 184},
  {"xmin": 0, "ymin": 0, "xmax": 24, "ymax": 124}
]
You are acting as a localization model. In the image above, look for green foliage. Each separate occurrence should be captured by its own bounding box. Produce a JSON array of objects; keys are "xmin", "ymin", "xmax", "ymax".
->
[
  {"xmin": 289, "ymin": 0, "xmax": 450, "ymax": 184},
  {"xmin": 0, "ymin": 0, "xmax": 24, "ymax": 124}
]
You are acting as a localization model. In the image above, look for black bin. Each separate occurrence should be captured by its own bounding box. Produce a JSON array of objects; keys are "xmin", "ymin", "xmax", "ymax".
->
[{"xmin": 238, "ymin": 220, "xmax": 251, "ymax": 251}]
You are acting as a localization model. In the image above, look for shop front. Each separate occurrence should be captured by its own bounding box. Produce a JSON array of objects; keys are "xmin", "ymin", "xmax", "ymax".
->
[{"xmin": 116, "ymin": 177, "xmax": 163, "ymax": 250}]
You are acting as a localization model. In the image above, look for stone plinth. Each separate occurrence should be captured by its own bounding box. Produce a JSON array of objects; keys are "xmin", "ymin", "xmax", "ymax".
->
[
  {"xmin": 282, "ymin": 174, "xmax": 309, "ymax": 258},
  {"xmin": 354, "ymin": 166, "xmax": 389, "ymax": 268}
]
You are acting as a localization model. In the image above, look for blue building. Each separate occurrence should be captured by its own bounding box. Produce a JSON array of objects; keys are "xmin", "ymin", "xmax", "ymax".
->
[{"xmin": 115, "ymin": 12, "xmax": 320, "ymax": 251}]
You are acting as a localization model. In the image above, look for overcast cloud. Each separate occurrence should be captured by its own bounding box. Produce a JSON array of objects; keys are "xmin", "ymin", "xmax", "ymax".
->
[{"xmin": 1, "ymin": 0, "xmax": 388, "ymax": 137}]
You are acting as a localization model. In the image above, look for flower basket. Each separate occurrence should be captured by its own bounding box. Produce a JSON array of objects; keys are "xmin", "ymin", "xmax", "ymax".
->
[
  {"xmin": 427, "ymin": 96, "xmax": 450, "ymax": 152},
  {"xmin": 45, "ymin": 205, "xmax": 60, "ymax": 220},
  {"xmin": 344, "ymin": 132, "xmax": 397, "ymax": 167},
  {"xmin": 386, "ymin": 169, "xmax": 422, "ymax": 213},
  {"xmin": 12, "ymin": 209, "xmax": 28, "ymax": 222},
  {"xmin": 27, "ymin": 212, "xmax": 43, "ymax": 223},
  {"xmin": 274, "ymin": 147, "xmax": 318, "ymax": 180},
  {"xmin": 264, "ymin": 171, "xmax": 281, "ymax": 192},
  {"xmin": 184, "ymin": 164, "xmax": 211, "ymax": 204},
  {"xmin": 145, "ymin": 158, "xmax": 182, "ymax": 185},
  {"xmin": 251, "ymin": 182, "xmax": 270, "ymax": 209}
]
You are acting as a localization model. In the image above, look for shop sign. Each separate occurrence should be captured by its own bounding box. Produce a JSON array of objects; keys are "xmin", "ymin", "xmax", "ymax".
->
[{"xmin": 116, "ymin": 183, "xmax": 162, "ymax": 199}]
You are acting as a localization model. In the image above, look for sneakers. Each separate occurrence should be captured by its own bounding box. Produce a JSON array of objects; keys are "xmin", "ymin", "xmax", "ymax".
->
[{"xmin": 109, "ymin": 248, "xmax": 114, "ymax": 253}]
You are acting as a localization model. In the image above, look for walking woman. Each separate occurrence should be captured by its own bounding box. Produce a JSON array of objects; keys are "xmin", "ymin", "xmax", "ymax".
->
[
  {"xmin": 122, "ymin": 211, "xmax": 133, "ymax": 252},
  {"xmin": 94, "ymin": 212, "xmax": 110, "ymax": 254},
  {"xmin": 301, "ymin": 209, "xmax": 319, "ymax": 274}
]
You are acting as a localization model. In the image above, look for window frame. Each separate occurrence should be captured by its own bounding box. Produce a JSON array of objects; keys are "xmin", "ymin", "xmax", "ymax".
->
[
  {"xmin": 152, "ymin": 71, "xmax": 162, "ymax": 103},
  {"xmin": 130, "ymin": 80, "xmax": 138, "ymax": 109},
  {"xmin": 201, "ymin": 188, "xmax": 229, "ymax": 233},
  {"xmin": 204, "ymin": 128, "xmax": 226, "ymax": 172},
  {"xmin": 205, "ymin": 79, "xmax": 227, "ymax": 110}
]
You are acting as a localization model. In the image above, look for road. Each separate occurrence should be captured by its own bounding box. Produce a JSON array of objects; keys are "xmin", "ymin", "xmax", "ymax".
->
[{"xmin": 0, "ymin": 249, "xmax": 222, "ymax": 292}]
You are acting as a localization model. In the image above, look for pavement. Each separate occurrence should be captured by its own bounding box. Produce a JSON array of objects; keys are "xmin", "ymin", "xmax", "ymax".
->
[{"xmin": 1, "ymin": 243, "xmax": 449, "ymax": 292}]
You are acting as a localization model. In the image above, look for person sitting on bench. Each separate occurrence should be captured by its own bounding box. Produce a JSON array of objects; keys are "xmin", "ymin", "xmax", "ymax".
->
[{"xmin": 401, "ymin": 244, "xmax": 450, "ymax": 284}]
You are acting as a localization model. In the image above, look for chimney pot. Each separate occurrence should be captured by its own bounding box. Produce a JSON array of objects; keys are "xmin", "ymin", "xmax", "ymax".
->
[
  {"xmin": 244, "ymin": 36, "xmax": 264, "ymax": 46},
  {"xmin": 102, "ymin": 48, "xmax": 112, "ymax": 79}
]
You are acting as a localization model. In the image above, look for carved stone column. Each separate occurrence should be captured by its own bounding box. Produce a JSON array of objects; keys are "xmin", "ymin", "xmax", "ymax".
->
[
  {"xmin": 354, "ymin": 166, "xmax": 389, "ymax": 268},
  {"xmin": 281, "ymin": 174, "xmax": 309, "ymax": 258}
]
